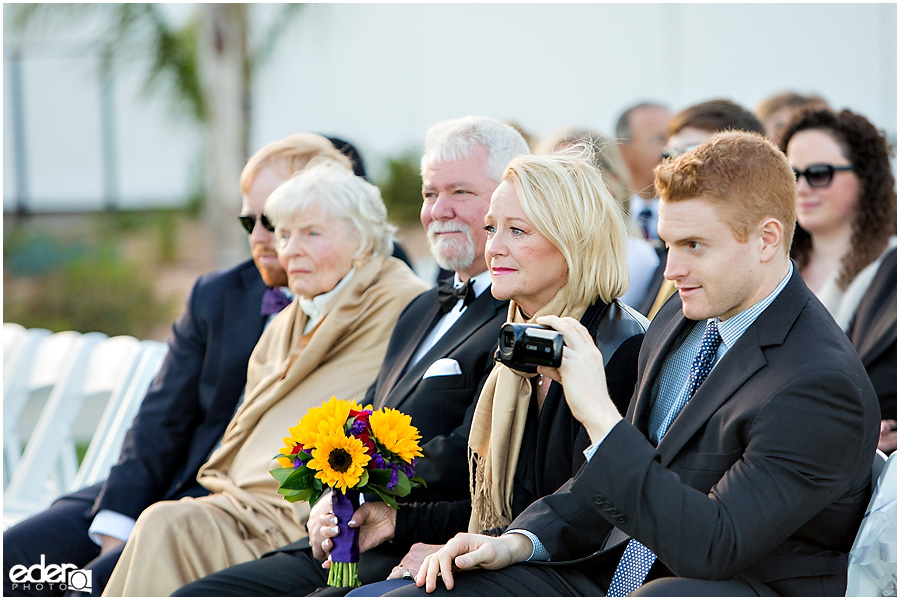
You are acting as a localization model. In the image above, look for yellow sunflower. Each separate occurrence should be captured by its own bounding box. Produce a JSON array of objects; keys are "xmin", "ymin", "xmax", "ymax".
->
[
  {"xmin": 294, "ymin": 397, "xmax": 368, "ymax": 448},
  {"xmin": 306, "ymin": 432, "xmax": 371, "ymax": 493},
  {"xmin": 369, "ymin": 408, "xmax": 423, "ymax": 463},
  {"xmin": 276, "ymin": 420, "xmax": 305, "ymax": 468}
]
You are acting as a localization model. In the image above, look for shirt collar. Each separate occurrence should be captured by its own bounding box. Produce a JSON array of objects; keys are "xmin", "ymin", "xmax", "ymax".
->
[{"xmin": 298, "ymin": 267, "xmax": 356, "ymax": 329}]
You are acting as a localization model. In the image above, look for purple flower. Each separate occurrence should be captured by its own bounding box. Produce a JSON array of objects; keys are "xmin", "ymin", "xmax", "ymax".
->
[
  {"xmin": 371, "ymin": 453, "xmax": 387, "ymax": 470},
  {"xmin": 348, "ymin": 419, "xmax": 368, "ymax": 437},
  {"xmin": 387, "ymin": 468, "xmax": 399, "ymax": 491}
]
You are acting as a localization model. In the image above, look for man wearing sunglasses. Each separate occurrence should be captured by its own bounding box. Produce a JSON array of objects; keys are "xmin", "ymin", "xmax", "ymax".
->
[
  {"xmin": 3, "ymin": 133, "xmax": 353, "ymax": 597},
  {"xmin": 638, "ymin": 99, "xmax": 766, "ymax": 319}
]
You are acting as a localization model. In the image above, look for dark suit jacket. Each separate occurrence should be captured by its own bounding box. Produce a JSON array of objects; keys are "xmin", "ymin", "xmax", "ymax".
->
[
  {"xmin": 512, "ymin": 267, "xmax": 880, "ymax": 596},
  {"xmin": 85, "ymin": 259, "xmax": 268, "ymax": 519},
  {"xmin": 848, "ymin": 247, "xmax": 897, "ymax": 421},
  {"xmin": 392, "ymin": 299, "xmax": 647, "ymax": 548}
]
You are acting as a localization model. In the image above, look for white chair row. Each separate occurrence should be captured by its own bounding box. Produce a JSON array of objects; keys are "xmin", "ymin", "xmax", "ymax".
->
[{"xmin": 3, "ymin": 324, "xmax": 167, "ymax": 528}]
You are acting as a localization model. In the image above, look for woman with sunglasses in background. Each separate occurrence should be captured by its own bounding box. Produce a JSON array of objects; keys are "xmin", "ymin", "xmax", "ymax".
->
[{"xmin": 781, "ymin": 108, "xmax": 897, "ymax": 453}]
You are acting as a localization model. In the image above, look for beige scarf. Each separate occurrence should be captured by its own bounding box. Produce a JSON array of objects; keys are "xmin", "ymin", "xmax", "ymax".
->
[{"xmin": 467, "ymin": 288, "xmax": 587, "ymax": 533}]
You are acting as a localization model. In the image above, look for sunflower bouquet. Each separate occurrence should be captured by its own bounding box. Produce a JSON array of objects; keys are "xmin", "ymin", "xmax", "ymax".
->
[{"xmin": 270, "ymin": 396, "xmax": 424, "ymax": 587}]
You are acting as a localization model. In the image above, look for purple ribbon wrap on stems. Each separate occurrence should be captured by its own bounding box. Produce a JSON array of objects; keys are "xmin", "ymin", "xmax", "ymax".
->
[{"xmin": 330, "ymin": 490, "xmax": 360, "ymax": 563}]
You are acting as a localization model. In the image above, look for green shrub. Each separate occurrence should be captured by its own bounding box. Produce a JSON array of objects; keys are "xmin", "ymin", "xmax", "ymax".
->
[
  {"xmin": 5, "ymin": 249, "xmax": 173, "ymax": 339},
  {"xmin": 377, "ymin": 151, "xmax": 423, "ymax": 226}
]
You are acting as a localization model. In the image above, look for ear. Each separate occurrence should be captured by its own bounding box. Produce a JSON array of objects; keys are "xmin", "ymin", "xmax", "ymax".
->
[{"xmin": 758, "ymin": 217, "xmax": 784, "ymax": 262}]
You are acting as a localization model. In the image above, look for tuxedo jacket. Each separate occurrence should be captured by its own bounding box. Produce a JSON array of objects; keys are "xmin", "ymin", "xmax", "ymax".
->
[
  {"xmin": 363, "ymin": 284, "xmax": 509, "ymax": 502},
  {"xmin": 83, "ymin": 259, "xmax": 268, "ymax": 519},
  {"xmin": 848, "ymin": 247, "xmax": 897, "ymax": 421},
  {"xmin": 512, "ymin": 267, "xmax": 880, "ymax": 596}
]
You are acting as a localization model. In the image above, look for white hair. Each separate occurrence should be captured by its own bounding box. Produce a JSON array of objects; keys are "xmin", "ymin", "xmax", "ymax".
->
[
  {"xmin": 264, "ymin": 158, "xmax": 396, "ymax": 259},
  {"xmin": 420, "ymin": 116, "xmax": 531, "ymax": 182}
]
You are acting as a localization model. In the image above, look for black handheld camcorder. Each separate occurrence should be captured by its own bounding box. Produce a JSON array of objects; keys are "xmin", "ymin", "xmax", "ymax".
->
[{"xmin": 496, "ymin": 323, "xmax": 565, "ymax": 373}]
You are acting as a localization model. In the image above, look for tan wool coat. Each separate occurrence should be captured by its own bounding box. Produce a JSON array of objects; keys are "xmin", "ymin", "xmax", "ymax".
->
[{"xmin": 102, "ymin": 256, "xmax": 427, "ymax": 596}]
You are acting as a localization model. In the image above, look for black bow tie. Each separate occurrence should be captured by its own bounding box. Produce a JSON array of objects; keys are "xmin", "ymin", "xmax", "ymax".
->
[{"xmin": 437, "ymin": 278, "xmax": 476, "ymax": 314}]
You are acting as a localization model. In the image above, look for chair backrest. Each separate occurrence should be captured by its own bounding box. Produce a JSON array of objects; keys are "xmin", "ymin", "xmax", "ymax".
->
[
  {"xmin": 71, "ymin": 340, "xmax": 169, "ymax": 490},
  {"xmin": 4, "ymin": 334, "xmax": 147, "ymax": 525},
  {"xmin": 845, "ymin": 449, "xmax": 896, "ymax": 596},
  {"xmin": 3, "ymin": 323, "xmax": 28, "ymax": 371},
  {"xmin": 3, "ymin": 329, "xmax": 95, "ymax": 488}
]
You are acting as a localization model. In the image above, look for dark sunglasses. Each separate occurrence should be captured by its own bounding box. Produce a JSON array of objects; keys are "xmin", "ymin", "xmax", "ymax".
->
[
  {"xmin": 238, "ymin": 213, "xmax": 275, "ymax": 234},
  {"xmin": 792, "ymin": 164, "xmax": 855, "ymax": 188}
]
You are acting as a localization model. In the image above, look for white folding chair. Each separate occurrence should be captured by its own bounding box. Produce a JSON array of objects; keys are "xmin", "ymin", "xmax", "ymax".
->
[
  {"xmin": 3, "ymin": 323, "xmax": 28, "ymax": 372},
  {"xmin": 846, "ymin": 449, "xmax": 896, "ymax": 596},
  {"xmin": 3, "ymin": 329, "xmax": 92, "ymax": 489},
  {"xmin": 71, "ymin": 340, "xmax": 169, "ymax": 490},
  {"xmin": 4, "ymin": 335, "xmax": 146, "ymax": 526}
]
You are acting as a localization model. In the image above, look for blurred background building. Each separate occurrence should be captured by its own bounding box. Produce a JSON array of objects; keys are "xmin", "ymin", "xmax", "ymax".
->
[{"xmin": 3, "ymin": 3, "xmax": 898, "ymax": 340}]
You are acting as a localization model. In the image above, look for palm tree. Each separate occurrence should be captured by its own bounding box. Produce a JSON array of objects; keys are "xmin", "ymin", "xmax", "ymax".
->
[{"xmin": 7, "ymin": 3, "xmax": 302, "ymax": 266}]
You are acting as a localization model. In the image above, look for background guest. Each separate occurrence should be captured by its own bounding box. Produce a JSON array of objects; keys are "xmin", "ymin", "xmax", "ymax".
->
[
  {"xmin": 781, "ymin": 107, "xmax": 897, "ymax": 452},
  {"xmin": 754, "ymin": 90, "xmax": 829, "ymax": 143},
  {"xmin": 615, "ymin": 102, "xmax": 672, "ymax": 242}
]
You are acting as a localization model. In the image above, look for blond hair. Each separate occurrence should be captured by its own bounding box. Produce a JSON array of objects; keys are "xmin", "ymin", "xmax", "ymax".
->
[
  {"xmin": 240, "ymin": 133, "xmax": 351, "ymax": 194},
  {"xmin": 503, "ymin": 148, "xmax": 630, "ymax": 306}
]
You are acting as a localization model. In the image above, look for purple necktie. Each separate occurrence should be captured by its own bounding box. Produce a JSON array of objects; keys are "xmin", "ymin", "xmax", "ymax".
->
[{"xmin": 261, "ymin": 287, "xmax": 291, "ymax": 316}]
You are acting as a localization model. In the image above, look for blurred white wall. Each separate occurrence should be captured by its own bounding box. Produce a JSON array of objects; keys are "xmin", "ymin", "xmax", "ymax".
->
[{"xmin": 4, "ymin": 3, "xmax": 897, "ymax": 212}]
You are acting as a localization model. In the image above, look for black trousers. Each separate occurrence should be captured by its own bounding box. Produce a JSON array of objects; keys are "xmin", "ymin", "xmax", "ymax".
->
[
  {"xmin": 378, "ymin": 563, "xmax": 776, "ymax": 597},
  {"xmin": 3, "ymin": 484, "xmax": 121, "ymax": 597},
  {"xmin": 173, "ymin": 543, "xmax": 402, "ymax": 596}
]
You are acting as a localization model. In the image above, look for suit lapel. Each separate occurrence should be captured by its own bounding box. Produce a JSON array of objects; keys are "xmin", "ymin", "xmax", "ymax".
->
[
  {"xmin": 374, "ymin": 290, "xmax": 443, "ymax": 408},
  {"xmin": 381, "ymin": 291, "xmax": 505, "ymax": 411}
]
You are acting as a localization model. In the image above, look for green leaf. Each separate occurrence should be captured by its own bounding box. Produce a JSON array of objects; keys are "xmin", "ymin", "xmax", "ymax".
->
[
  {"xmin": 280, "ymin": 488, "xmax": 314, "ymax": 503},
  {"xmin": 410, "ymin": 476, "xmax": 427, "ymax": 488},
  {"xmin": 366, "ymin": 469, "xmax": 391, "ymax": 487},
  {"xmin": 367, "ymin": 485, "xmax": 399, "ymax": 510},
  {"xmin": 357, "ymin": 470, "xmax": 369, "ymax": 488},
  {"xmin": 393, "ymin": 472, "xmax": 411, "ymax": 497},
  {"xmin": 308, "ymin": 488, "xmax": 323, "ymax": 508},
  {"xmin": 269, "ymin": 467, "xmax": 295, "ymax": 484}
]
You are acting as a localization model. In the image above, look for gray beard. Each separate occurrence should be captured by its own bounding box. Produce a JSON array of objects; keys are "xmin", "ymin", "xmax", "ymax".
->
[{"xmin": 427, "ymin": 222, "xmax": 476, "ymax": 274}]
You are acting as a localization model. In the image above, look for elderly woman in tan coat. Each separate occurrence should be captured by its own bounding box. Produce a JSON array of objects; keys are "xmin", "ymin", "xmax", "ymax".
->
[{"xmin": 102, "ymin": 160, "xmax": 427, "ymax": 596}]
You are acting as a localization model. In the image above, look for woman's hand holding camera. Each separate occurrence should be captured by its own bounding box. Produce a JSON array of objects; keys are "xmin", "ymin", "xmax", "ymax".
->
[{"xmin": 535, "ymin": 316, "xmax": 623, "ymax": 444}]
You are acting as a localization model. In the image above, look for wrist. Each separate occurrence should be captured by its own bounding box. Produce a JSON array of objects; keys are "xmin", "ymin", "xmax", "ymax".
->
[
  {"xmin": 506, "ymin": 532, "xmax": 535, "ymax": 563},
  {"xmin": 584, "ymin": 413, "xmax": 622, "ymax": 446}
]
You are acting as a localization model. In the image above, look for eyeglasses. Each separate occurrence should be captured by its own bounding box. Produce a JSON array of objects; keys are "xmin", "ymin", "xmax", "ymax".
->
[
  {"xmin": 792, "ymin": 164, "xmax": 855, "ymax": 188},
  {"xmin": 660, "ymin": 144, "xmax": 701, "ymax": 161},
  {"xmin": 238, "ymin": 213, "xmax": 275, "ymax": 234}
]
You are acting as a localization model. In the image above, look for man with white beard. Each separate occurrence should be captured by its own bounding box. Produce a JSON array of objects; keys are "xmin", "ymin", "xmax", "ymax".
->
[{"xmin": 170, "ymin": 116, "xmax": 531, "ymax": 596}]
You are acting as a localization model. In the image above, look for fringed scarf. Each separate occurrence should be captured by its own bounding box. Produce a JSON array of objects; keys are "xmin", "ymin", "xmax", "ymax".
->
[{"xmin": 467, "ymin": 288, "xmax": 587, "ymax": 533}]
